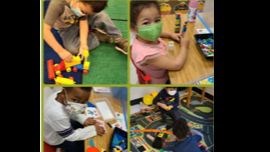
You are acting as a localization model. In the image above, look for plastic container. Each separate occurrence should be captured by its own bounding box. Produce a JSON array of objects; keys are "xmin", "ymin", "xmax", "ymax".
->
[{"xmin": 194, "ymin": 33, "xmax": 214, "ymax": 59}]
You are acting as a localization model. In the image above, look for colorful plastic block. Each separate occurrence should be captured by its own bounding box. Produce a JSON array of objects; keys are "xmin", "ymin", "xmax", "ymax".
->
[
  {"xmin": 54, "ymin": 77, "xmax": 76, "ymax": 85},
  {"xmin": 47, "ymin": 59, "xmax": 55, "ymax": 80},
  {"xmin": 64, "ymin": 56, "xmax": 81, "ymax": 68}
]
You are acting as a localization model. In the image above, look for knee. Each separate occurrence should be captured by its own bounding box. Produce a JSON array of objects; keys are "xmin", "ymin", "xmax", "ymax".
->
[{"xmin": 96, "ymin": 11, "xmax": 110, "ymax": 20}]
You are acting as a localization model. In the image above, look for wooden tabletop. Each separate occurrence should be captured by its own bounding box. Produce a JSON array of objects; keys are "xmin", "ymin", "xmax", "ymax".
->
[
  {"xmin": 161, "ymin": 13, "xmax": 214, "ymax": 84},
  {"xmin": 84, "ymin": 91, "xmax": 123, "ymax": 152}
]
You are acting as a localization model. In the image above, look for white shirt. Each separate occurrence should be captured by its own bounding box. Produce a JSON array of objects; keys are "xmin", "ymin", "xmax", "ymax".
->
[{"xmin": 44, "ymin": 91, "xmax": 97, "ymax": 145}]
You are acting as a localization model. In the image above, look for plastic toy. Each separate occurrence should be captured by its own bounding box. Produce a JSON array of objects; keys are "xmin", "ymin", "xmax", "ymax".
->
[
  {"xmin": 160, "ymin": 3, "xmax": 172, "ymax": 14},
  {"xmin": 197, "ymin": 0, "xmax": 206, "ymax": 12},
  {"xmin": 47, "ymin": 59, "xmax": 55, "ymax": 80},
  {"xmin": 83, "ymin": 61, "xmax": 90, "ymax": 74},
  {"xmin": 47, "ymin": 60, "xmax": 66, "ymax": 79},
  {"xmin": 188, "ymin": 0, "xmax": 199, "ymax": 22},
  {"xmin": 174, "ymin": 0, "xmax": 189, "ymax": 13},
  {"xmin": 54, "ymin": 76, "xmax": 76, "ymax": 85},
  {"xmin": 87, "ymin": 147, "xmax": 100, "ymax": 152},
  {"xmin": 197, "ymin": 37, "xmax": 214, "ymax": 57},
  {"xmin": 181, "ymin": 21, "xmax": 188, "ymax": 37},
  {"xmin": 82, "ymin": 50, "xmax": 91, "ymax": 74},
  {"xmin": 175, "ymin": 13, "xmax": 181, "ymax": 33},
  {"xmin": 47, "ymin": 50, "xmax": 91, "ymax": 83},
  {"xmin": 64, "ymin": 55, "xmax": 81, "ymax": 68},
  {"xmin": 143, "ymin": 92, "xmax": 158, "ymax": 105}
]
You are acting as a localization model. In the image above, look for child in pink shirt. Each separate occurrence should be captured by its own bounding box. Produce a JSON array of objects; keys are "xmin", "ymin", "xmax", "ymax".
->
[{"xmin": 131, "ymin": 0, "xmax": 189, "ymax": 84}]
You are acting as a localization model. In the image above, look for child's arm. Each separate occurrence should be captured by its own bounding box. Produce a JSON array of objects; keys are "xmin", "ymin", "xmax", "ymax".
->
[
  {"xmin": 43, "ymin": 23, "xmax": 73, "ymax": 62},
  {"xmin": 160, "ymin": 32, "xmax": 181, "ymax": 42},
  {"xmin": 157, "ymin": 102, "xmax": 171, "ymax": 111},
  {"xmin": 145, "ymin": 34, "xmax": 189, "ymax": 70},
  {"xmin": 78, "ymin": 18, "xmax": 89, "ymax": 55}
]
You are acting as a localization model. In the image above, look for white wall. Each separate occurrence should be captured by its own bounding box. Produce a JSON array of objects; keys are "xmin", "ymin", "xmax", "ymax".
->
[
  {"xmin": 130, "ymin": 63, "xmax": 138, "ymax": 84},
  {"xmin": 130, "ymin": 87, "xmax": 163, "ymax": 100},
  {"xmin": 130, "ymin": 30, "xmax": 139, "ymax": 84},
  {"xmin": 43, "ymin": 86, "xmax": 62, "ymax": 103}
]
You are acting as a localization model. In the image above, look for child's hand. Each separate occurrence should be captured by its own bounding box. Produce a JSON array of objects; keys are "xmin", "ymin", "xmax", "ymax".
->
[
  {"xmin": 168, "ymin": 105, "xmax": 173, "ymax": 110},
  {"xmin": 83, "ymin": 118, "xmax": 96, "ymax": 126},
  {"xmin": 170, "ymin": 33, "xmax": 181, "ymax": 42},
  {"xmin": 58, "ymin": 49, "xmax": 72, "ymax": 62},
  {"xmin": 157, "ymin": 102, "xmax": 167, "ymax": 109},
  {"xmin": 78, "ymin": 44, "xmax": 89, "ymax": 57},
  {"xmin": 94, "ymin": 123, "xmax": 105, "ymax": 136},
  {"xmin": 164, "ymin": 106, "xmax": 171, "ymax": 111}
]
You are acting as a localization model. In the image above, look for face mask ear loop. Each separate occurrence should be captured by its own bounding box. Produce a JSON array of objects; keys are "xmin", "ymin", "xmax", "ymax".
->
[{"xmin": 63, "ymin": 89, "xmax": 69, "ymax": 106}]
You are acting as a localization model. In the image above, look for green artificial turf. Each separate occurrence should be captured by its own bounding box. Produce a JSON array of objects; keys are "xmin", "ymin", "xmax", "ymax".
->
[{"xmin": 83, "ymin": 0, "xmax": 128, "ymax": 84}]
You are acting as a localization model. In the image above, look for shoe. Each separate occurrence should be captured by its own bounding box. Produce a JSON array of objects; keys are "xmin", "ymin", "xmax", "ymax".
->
[
  {"xmin": 92, "ymin": 28, "xmax": 128, "ymax": 55},
  {"xmin": 92, "ymin": 28, "xmax": 114, "ymax": 43}
]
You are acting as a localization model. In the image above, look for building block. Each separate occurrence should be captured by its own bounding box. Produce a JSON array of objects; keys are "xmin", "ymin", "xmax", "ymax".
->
[{"xmin": 54, "ymin": 77, "xmax": 76, "ymax": 85}]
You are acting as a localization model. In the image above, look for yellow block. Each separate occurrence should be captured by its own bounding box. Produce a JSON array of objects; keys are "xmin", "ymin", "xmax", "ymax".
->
[
  {"xmin": 54, "ymin": 77, "xmax": 75, "ymax": 85},
  {"xmin": 83, "ymin": 61, "xmax": 90, "ymax": 70},
  {"xmin": 64, "ymin": 56, "xmax": 81, "ymax": 68},
  {"xmin": 82, "ymin": 50, "xmax": 89, "ymax": 59}
]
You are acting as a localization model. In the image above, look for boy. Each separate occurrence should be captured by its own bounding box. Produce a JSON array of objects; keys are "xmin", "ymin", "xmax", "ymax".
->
[
  {"xmin": 163, "ymin": 118, "xmax": 207, "ymax": 152},
  {"xmin": 44, "ymin": 0, "xmax": 128, "ymax": 62},
  {"xmin": 153, "ymin": 87, "xmax": 182, "ymax": 121},
  {"xmin": 44, "ymin": 87, "xmax": 105, "ymax": 152}
]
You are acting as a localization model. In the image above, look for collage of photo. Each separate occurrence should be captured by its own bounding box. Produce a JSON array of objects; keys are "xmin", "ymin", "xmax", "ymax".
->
[{"xmin": 42, "ymin": 0, "xmax": 214, "ymax": 152}]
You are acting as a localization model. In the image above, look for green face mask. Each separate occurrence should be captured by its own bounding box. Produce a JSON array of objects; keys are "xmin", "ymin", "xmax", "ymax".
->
[{"xmin": 137, "ymin": 22, "xmax": 162, "ymax": 42}]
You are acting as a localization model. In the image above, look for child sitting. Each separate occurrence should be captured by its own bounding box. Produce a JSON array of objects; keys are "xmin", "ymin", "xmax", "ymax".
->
[{"xmin": 130, "ymin": 0, "xmax": 189, "ymax": 84}]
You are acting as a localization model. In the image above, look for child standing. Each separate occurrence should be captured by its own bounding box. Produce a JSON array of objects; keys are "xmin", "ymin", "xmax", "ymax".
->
[
  {"xmin": 44, "ymin": 0, "xmax": 128, "ymax": 62},
  {"xmin": 130, "ymin": 0, "xmax": 189, "ymax": 84}
]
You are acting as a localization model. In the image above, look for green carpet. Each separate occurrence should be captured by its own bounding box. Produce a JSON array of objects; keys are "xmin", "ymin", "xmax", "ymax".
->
[
  {"xmin": 105, "ymin": 0, "xmax": 128, "ymax": 20},
  {"xmin": 83, "ymin": 0, "xmax": 128, "ymax": 84},
  {"xmin": 83, "ymin": 43, "xmax": 127, "ymax": 84}
]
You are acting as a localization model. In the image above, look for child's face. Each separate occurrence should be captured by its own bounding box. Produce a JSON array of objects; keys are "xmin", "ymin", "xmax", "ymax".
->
[
  {"xmin": 74, "ymin": 2, "xmax": 94, "ymax": 16},
  {"xmin": 136, "ymin": 6, "xmax": 161, "ymax": 30},
  {"xmin": 65, "ymin": 88, "xmax": 91, "ymax": 104}
]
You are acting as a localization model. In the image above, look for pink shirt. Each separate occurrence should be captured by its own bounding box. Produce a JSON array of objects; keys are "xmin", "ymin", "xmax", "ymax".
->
[{"xmin": 132, "ymin": 38, "xmax": 169, "ymax": 84}]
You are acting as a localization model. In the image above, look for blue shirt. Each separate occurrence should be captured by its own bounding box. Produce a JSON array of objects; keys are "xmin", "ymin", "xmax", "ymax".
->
[
  {"xmin": 164, "ymin": 135, "xmax": 205, "ymax": 152},
  {"xmin": 153, "ymin": 89, "xmax": 179, "ymax": 109}
]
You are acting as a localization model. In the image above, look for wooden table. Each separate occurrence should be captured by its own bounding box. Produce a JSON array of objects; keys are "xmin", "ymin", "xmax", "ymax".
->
[
  {"xmin": 161, "ymin": 13, "xmax": 214, "ymax": 84},
  {"xmin": 84, "ymin": 91, "xmax": 123, "ymax": 152}
]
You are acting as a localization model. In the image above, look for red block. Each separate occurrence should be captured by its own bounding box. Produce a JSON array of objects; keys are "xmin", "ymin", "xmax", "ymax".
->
[{"xmin": 47, "ymin": 59, "xmax": 55, "ymax": 80}]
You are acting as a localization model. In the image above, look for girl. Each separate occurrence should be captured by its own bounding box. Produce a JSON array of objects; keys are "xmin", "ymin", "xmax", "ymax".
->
[{"xmin": 131, "ymin": 0, "xmax": 189, "ymax": 84}]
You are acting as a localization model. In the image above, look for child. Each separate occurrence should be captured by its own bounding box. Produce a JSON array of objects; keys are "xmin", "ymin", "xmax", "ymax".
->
[
  {"xmin": 163, "ymin": 118, "xmax": 207, "ymax": 152},
  {"xmin": 153, "ymin": 87, "xmax": 182, "ymax": 121},
  {"xmin": 44, "ymin": 0, "xmax": 128, "ymax": 62},
  {"xmin": 131, "ymin": 0, "xmax": 189, "ymax": 84},
  {"xmin": 44, "ymin": 87, "xmax": 106, "ymax": 152}
]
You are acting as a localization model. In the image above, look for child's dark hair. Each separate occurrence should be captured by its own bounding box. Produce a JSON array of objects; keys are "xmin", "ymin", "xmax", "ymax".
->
[
  {"xmin": 130, "ymin": 0, "xmax": 160, "ymax": 29},
  {"xmin": 173, "ymin": 118, "xmax": 190, "ymax": 140},
  {"xmin": 64, "ymin": 87, "xmax": 92, "ymax": 92},
  {"xmin": 80, "ymin": 0, "xmax": 108, "ymax": 13}
]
